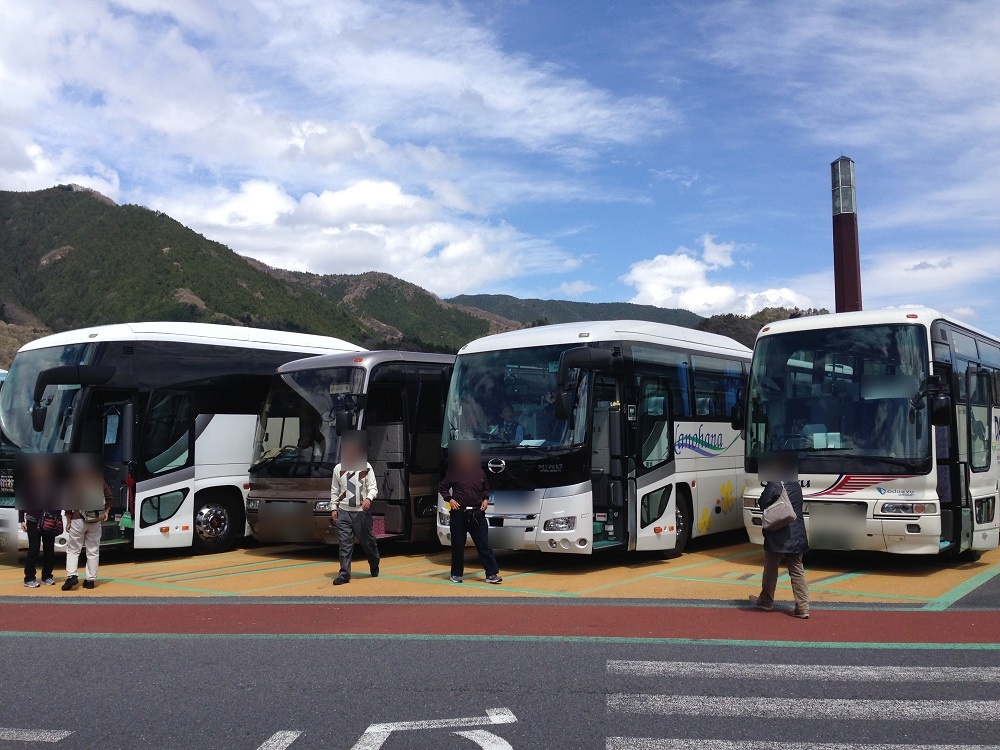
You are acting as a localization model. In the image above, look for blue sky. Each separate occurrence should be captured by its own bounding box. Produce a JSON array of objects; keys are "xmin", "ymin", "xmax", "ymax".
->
[{"xmin": 1, "ymin": 1, "xmax": 998, "ymax": 323}]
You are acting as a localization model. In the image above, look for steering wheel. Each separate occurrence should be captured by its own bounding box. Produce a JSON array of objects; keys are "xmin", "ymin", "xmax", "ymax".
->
[{"xmin": 774, "ymin": 433, "xmax": 810, "ymax": 451}]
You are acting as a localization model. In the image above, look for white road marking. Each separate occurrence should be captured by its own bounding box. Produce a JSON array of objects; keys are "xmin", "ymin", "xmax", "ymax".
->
[
  {"xmin": 255, "ymin": 731, "xmax": 302, "ymax": 750},
  {"xmin": 608, "ymin": 661, "xmax": 1000, "ymax": 682},
  {"xmin": 350, "ymin": 708, "xmax": 517, "ymax": 750},
  {"xmin": 454, "ymin": 729, "xmax": 516, "ymax": 749},
  {"xmin": 607, "ymin": 741, "xmax": 1000, "ymax": 750},
  {"xmin": 0, "ymin": 728, "xmax": 72, "ymax": 743},
  {"xmin": 607, "ymin": 694, "xmax": 1000, "ymax": 721}
]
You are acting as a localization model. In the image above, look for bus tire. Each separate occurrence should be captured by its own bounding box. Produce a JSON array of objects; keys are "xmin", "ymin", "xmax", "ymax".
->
[
  {"xmin": 660, "ymin": 489, "xmax": 692, "ymax": 559},
  {"xmin": 192, "ymin": 489, "xmax": 243, "ymax": 554}
]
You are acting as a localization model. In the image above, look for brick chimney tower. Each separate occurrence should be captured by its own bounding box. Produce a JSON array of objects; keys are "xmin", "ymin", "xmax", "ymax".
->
[{"xmin": 831, "ymin": 156, "xmax": 862, "ymax": 312}]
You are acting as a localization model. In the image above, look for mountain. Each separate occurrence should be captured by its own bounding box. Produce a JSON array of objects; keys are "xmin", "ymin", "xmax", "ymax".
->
[
  {"xmin": 1, "ymin": 184, "xmax": 799, "ymax": 370},
  {"xmin": 250, "ymin": 266, "xmax": 518, "ymax": 352},
  {"xmin": 449, "ymin": 293, "xmax": 702, "ymax": 329},
  {"xmin": 0, "ymin": 185, "xmax": 367, "ymax": 344}
]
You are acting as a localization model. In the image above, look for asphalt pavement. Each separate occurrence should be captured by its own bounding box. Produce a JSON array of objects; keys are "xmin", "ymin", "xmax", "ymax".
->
[{"xmin": 1, "ymin": 637, "xmax": 999, "ymax": 749}]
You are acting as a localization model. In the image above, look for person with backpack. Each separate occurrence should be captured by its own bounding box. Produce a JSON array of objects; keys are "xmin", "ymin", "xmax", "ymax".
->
[{"xmin": 749, "ymin": 454, "xmax": 810, "ymax": 618}]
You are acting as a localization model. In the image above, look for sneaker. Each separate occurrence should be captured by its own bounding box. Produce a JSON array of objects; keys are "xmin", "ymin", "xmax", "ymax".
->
[
  {"xmin": 333, "ymin": 574, "xmax": 350, "ymax": 586},
  {"xmin": 61, "ymin": 576, "xmax": 78, "ymax": 591},
  {"xmin": 82, "ymin": 580, "xmax": 96, "ymax": 590},
  {"xmin": 24, "ymin": 580, "xmax": 40, "ymax": 589},
  {"xmin": 792, "ymin": 610, "xmax": 810, "ymax": 620},
  {"xmin": 42, "ymin": 578, "xmax": 55, "ymax": 586},
  {"xmin": 450, "ymin": 575, "xmax": 463, "ymax": 583},
  {"xmin": 748, "ymin": 594, "xmax": 773, "ymax": 611},
  {"xmin": 486, "ymin": 574, "xmax": 503, "ymax": 585},
  {"xmin": 369, "ymin": 563, "xmax": 379, "ymax": 578}
]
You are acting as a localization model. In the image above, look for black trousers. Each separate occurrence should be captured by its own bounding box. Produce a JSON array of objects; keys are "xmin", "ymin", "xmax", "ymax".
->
[
  {"xmin": 24, "ymin": 521, "xmax": 56, "ymax": 583},
  {"xmin": 336, "ymin": 510, "xmax": 380, "ymax": 576},
  {"xmin": 450, "ymin": 509, "xmax": 499, "ymax": 578}
]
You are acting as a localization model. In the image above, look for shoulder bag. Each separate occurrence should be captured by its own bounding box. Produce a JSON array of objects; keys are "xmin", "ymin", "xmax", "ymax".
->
[{"xmin": 762, "ymin": 482, "xmax": 796, "ymax": 532}]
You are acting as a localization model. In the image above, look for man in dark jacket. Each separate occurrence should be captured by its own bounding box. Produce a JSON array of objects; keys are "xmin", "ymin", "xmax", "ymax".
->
[
  {"xmin": 750, "ymin": 478, "xmax": 810, "ymax": 618},
  {"xmin": 439, "ymin": 446, "xmax": 501, "ymax": 584}
]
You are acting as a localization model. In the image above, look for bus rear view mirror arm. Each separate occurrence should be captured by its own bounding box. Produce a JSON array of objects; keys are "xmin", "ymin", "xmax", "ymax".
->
[
  {"xmin": 30, "ymin": 365, "xmax": 117, "ymax": 432},
  {"xmin": 554, "ymin": 346, "xmax": 623, "ymax": 421}
]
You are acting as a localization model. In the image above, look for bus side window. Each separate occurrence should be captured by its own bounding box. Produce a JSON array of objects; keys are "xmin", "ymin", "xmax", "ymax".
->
[
  {"xmin": 637, "ymin": 375, "xmax": 672, "ymax": 471},
  {"xmin": 411, "ymin": 378, "xmax": 444, "ymax": 474},
  {"xmin": 969, "ymin": 371, "xmax": 991, "ymax": 471},
  {"xmin": 141, "ymin": 391, "xmax": 193, "ymax": 476},
  {"xmin": 691, "ymin": 355, "xmax": 743, "ymax": 420}
]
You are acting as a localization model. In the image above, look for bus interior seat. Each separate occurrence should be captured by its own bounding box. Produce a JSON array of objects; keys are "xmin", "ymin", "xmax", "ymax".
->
[{"xmin": 696, "ymin": 397, "xmax": 716, "ymax": 416}]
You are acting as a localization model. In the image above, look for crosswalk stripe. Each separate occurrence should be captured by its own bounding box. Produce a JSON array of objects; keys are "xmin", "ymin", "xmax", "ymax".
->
[
  {"xmin": 608, "ymin": 661, "xmax": 1000, "ymax": 682},
  {"xmin": 607, "ymin": 694, "xmax": 1000, "ymax": 720},
  {"xmin": 606, "ymin": 741, "xmax": 1000, "ymax": 750}
]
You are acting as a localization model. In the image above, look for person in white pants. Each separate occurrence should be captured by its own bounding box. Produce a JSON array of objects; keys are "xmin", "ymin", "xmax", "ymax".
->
[{"xmin": 63, "ymin": 479, "xmax": 112, "ymax": 591}]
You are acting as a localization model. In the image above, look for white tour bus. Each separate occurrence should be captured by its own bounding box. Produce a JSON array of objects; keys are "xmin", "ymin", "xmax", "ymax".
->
[
  {"xmin": 0, "ymin": 322, "xmax": 362, "ymax": 553},
  {"xmin": 739, "ymin": 308, "xmax": 1000, "ymax": 558},
  {"xmin": 439, "ymin": 321, "xmax": 751, "ymax": 556}
]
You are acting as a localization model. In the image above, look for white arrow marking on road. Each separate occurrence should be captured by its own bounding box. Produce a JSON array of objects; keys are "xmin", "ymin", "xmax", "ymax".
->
[
  {"xmin": 454, "ymin": 729, "xmax": 515, "ymax": 750},
  {"xmin": 255, "ymin": 731, "xmax": 302, "ymax": 750},
  {"xmin": 0, "ymin": 728, "xmax": 72, "ymax": 743},
  {"xmin": 608, "ymin": 741, "xmax": 1000, "ymax": 750},
  {"xmin": 608, "ymin": 694, "xmax": 1000, "ymax": 721},
  {"xmin": 608, "ymin": 660, "xmax": 1000, "ymax": 682},
  {"xmin": 350, "ymin": 708, "xmax": 517, "ymax": 750}
]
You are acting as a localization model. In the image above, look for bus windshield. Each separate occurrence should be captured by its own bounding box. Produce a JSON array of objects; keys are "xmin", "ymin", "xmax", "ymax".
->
[
  {"xmin": 746, "ymin": 324, "xmax": 931, "ymax": 474},
  {"xmin": 251, "ymin": 366, "xmax": 365, "ymax": 477},
  {"xmin": 443, "ymin": 345, "xmax": 590, "ymax": 451},
  {"xmin": 0, "ymin": 343, "xmax": 95, "ymax": 453}
]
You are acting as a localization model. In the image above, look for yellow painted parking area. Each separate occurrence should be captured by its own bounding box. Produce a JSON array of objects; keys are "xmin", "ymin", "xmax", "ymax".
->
[{"xmin": 3, "ymin": 532, "xmax": 999, "ymax": 608}]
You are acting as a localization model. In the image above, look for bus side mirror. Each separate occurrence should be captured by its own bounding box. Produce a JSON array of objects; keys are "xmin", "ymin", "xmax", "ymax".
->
[
  {"xmin": 334, "ymin": 410, "xmax": 356, "ymax": 435},
  {"xmin": 553, "ymin": 388, "xmax": 576, "ymax": 421},
  {"xmin": 30, "ymin": 404, "xmax": 47, "ymax": 433},
  {"xmin": 731, "ymin": 386, "xmax": 745, "ymax": 430},
  {"xmin": 930, "ymin": 394, "xmax": 951, "ymax": 427}
]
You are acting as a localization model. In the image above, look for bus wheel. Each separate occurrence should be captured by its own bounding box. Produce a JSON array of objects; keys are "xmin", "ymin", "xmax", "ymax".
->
[
  {"xmin": 192, "ymin": 492, "xmax": 240, "ymax": 554},
  {"xmin": 958, "ymin": 549, "xmax": 982, "ymax": 563},
  {"xmin": 660, "ymin": 490, "xmax": 692, "ymax": 559}
]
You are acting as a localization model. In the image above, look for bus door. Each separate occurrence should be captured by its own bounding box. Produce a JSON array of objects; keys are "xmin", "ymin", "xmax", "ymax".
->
[
  {"xmin": 365, "ymin": 378, "xmax": 408, "ymax": 539},
  {"xmin": 133, "ymin": 389, "xmax": 196, "ymax": 549},
  {"xmin": 590, "ymin": 375, "xmax": 626, "ymax": 549},
  {"xmin": 633, "ymin": 372, "xmax": 680, "ymax": 552},
  {"xmin": 77, "ymin": 389, "xmax": 134, "ymax": 545},
  {"xmin": 407, "ymin": 370, "xmax": 448, "ymax": 542},
  {"xmin": 967, "ymin": 369, "xmax": 999, "ymax": 550}
]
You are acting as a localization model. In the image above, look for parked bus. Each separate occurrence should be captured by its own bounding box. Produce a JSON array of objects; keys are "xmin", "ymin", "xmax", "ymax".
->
[
  {"xmin": 0, "ymin": 323, "xmax": 362, "ymax": 553},
  {"xmin": 739, "ymin": 308, "xmax": 1000, "ymax": 558},
  {"xmin": 247, "ymin": 351, "xmax": 454, "ymax": 545},
  {"xmin": 439, "ymin": 321, "xmax": 751, "ymax": 556}
]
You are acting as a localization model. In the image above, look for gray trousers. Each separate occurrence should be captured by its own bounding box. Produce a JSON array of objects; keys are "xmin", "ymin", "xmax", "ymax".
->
[
  {"xmin": 758, "ymin": 550, "xmax": 810, "ymax": 614},
  {"xmin": 336, "ymin": 510, "xmax": 380, "ymax": 576}
]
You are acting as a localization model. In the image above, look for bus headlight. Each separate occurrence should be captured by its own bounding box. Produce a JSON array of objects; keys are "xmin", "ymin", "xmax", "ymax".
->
[
  {"xmin": 315, "ymin": 500, "xmax": 333, "ymax": 512},
  {"xmin": 439, "ymin": 512, "xmax": 450, "ymax": 526},
  {"xmin": 881, "ymin": 502, "xmax": 936, "ymax": 515},
  {"xmin": 743, "ymin": 496, "xmax": 757, "ymax": 508},
  {"xmin": 544, "ymin": 516, "xmax": 576, "ymax": 532},
  {"xmin": 246, "ymin": 499, "xmax": 259, "ymax": 510}
]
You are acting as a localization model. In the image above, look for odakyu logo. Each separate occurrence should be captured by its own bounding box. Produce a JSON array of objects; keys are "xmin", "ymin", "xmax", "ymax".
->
[
  {"xmin": 876, "ymin": 487, "xmax": 916, "ymax": 497},
  {"xmin": 674, "ymin": 424, "xmax": 739, "ymax": 457}
]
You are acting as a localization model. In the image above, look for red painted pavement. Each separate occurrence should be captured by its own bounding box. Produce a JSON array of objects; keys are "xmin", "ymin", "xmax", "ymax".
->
[{"xmin": 2, "ymin": 603, "xmax": 1000, "ymax": 643}]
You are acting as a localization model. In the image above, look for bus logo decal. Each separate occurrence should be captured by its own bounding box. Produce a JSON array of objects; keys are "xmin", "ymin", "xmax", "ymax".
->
[
  {"xmin": 810, "ymin": 475, "xmax": 915, "ymax": 497},
  {"xmin": 674, "ymin": 424, "xmax": 739, "ymax": 457},
  {"xmin": 487, "ymin": 458, "xmax": 506, "ymax": 474}
]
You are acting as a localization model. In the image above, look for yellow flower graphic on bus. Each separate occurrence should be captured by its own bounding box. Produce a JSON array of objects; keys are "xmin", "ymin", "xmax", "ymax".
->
[
  {"xmin": 698, "ymin": 507, "xmax": 712, "ymax": 534},
  {"xmin": 720, "ymin": 481, "xmax": 735, "ymax": 512}
]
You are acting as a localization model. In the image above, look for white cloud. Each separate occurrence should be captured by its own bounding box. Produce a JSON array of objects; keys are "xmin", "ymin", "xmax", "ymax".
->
[
  {"xmin": 557, "ymin": 281, "xmax": 598, "ymax": 298},
  {"xmin": 622, "ymin": 234, "xmax": 810, "ymax": 316},
  {"xmin": 0, "ymin": 0, "xmax": 669, "ymax": 298}
]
